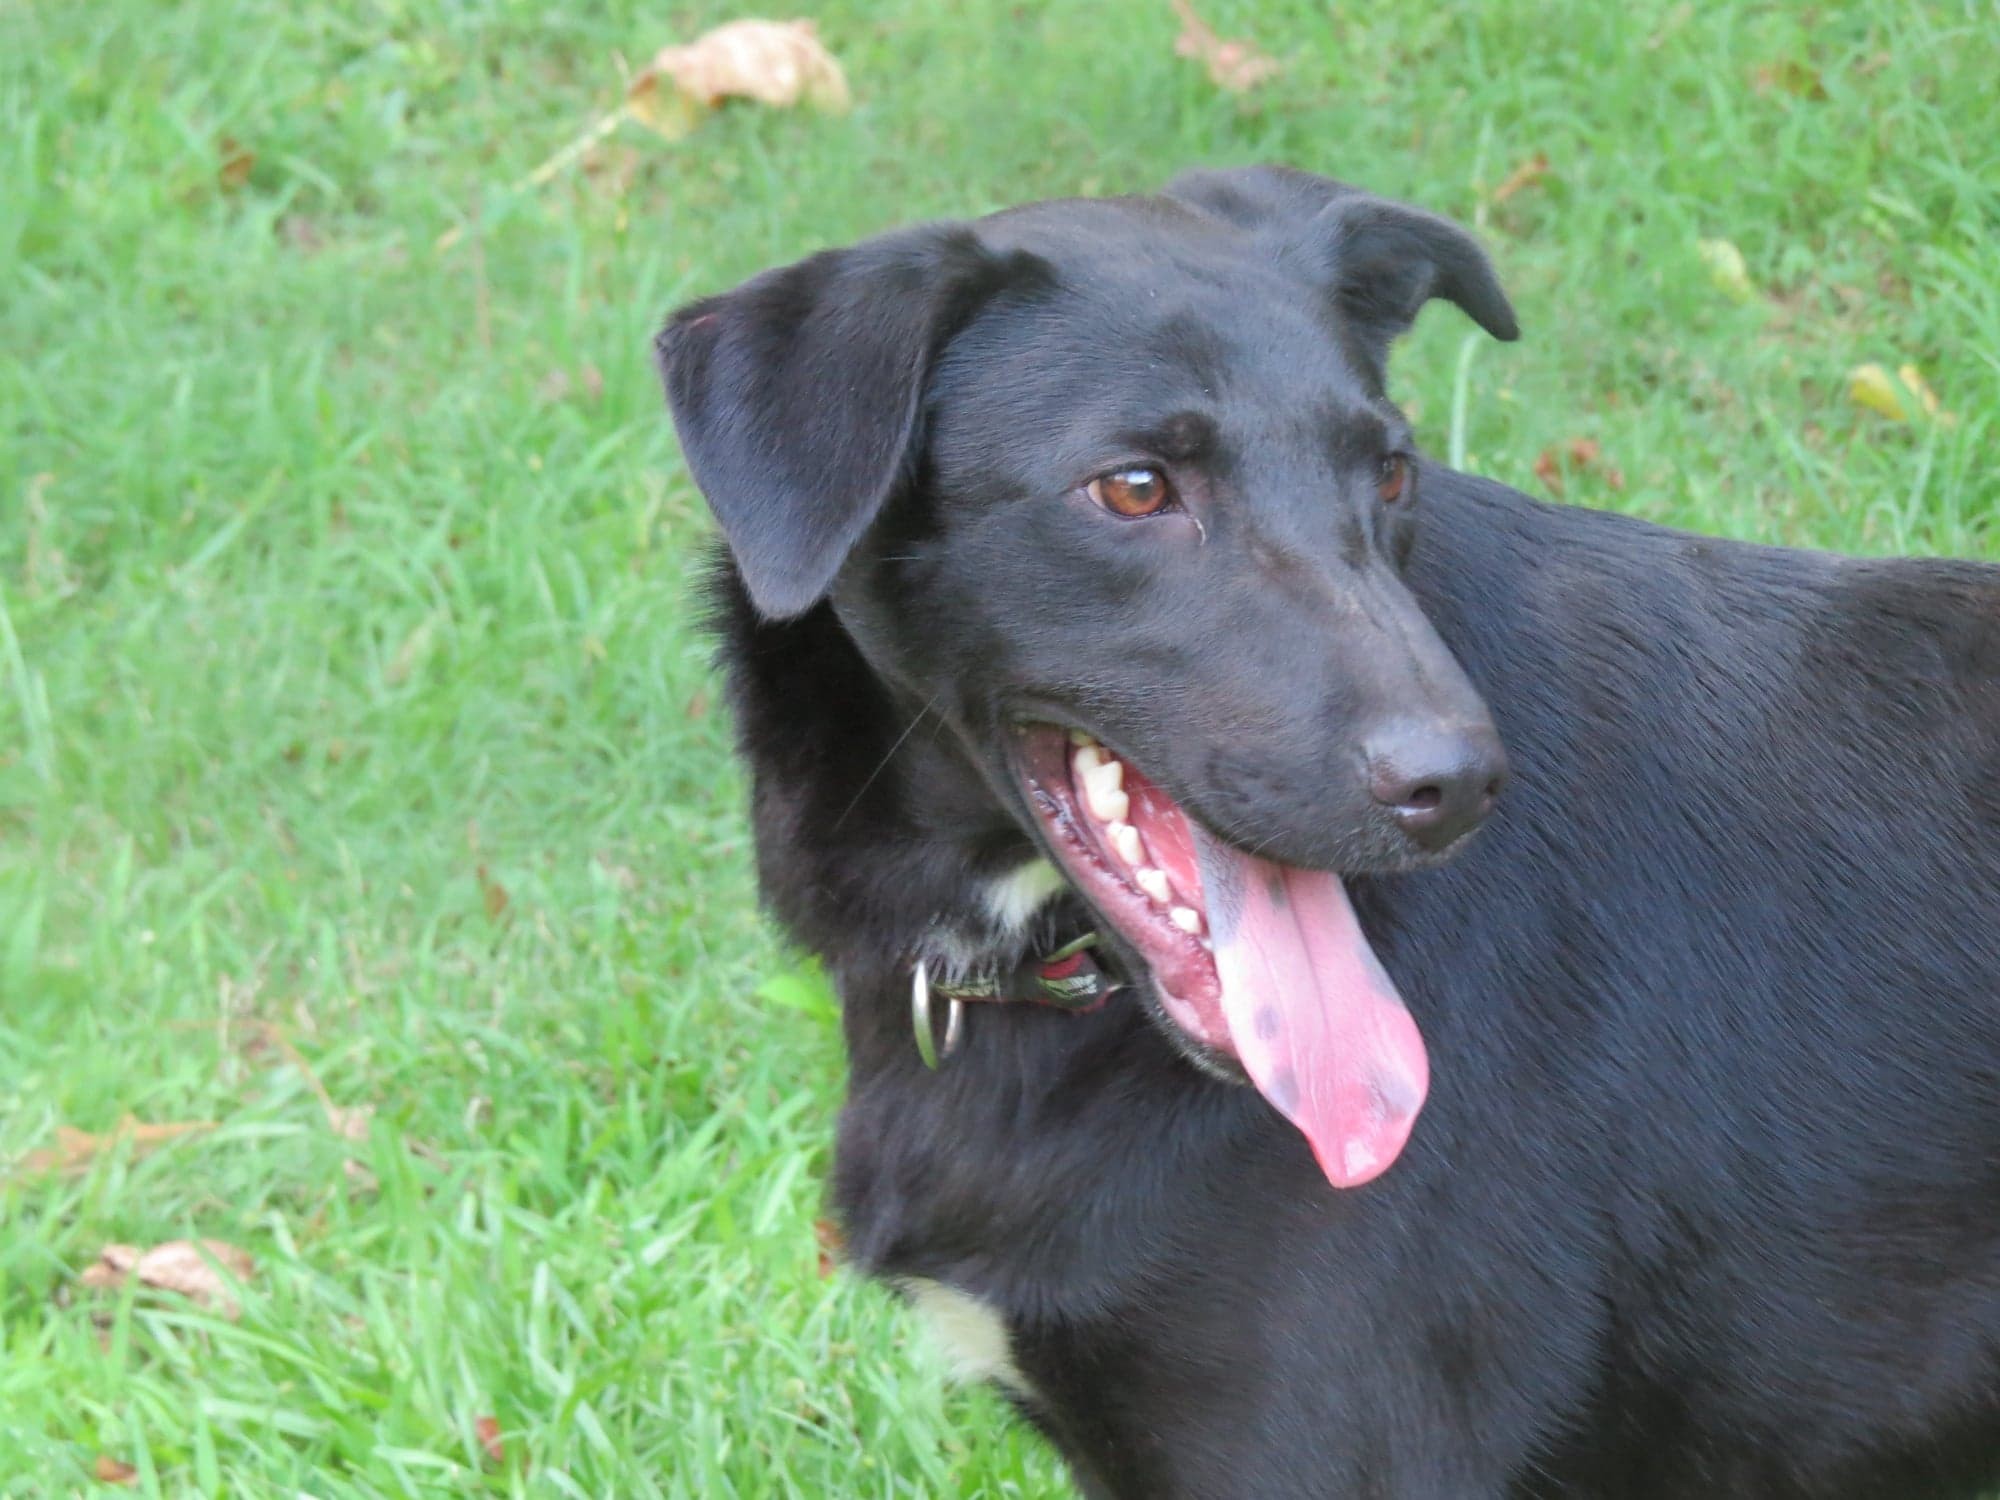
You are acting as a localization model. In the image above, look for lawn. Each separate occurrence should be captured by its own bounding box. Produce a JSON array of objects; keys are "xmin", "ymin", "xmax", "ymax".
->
[{"xmin": 1, "ymin": 0, "xmax": 1994, "ymax": 1493}]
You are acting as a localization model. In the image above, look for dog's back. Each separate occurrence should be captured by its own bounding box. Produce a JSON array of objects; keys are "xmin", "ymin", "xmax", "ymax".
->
[{"xmin": 1386, "ymin": 473, "xmax": 2000, "ymax": 1496}]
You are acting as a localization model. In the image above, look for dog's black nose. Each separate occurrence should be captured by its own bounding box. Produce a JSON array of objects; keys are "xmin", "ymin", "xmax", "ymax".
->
[{"xmin": 1365, "ymin": 724, "xmax": 1508, "ymax": 852}]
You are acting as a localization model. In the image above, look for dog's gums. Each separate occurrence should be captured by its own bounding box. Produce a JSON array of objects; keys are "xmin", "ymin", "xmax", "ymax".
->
[{"xmin": 1012, "ymin": 723, "xmax": 1431, "ymax": 1188}]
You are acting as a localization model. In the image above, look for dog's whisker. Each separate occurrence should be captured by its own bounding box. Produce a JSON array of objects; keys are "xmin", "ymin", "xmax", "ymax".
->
[{"xmin": 832, "ymin": 692, "xmax": 942, "ymax": 831}]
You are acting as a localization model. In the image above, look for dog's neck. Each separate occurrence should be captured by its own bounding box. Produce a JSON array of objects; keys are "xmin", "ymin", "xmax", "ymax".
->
[{"xmin": 708, "ymin": 559, "xmax": 1084, "ymax": 997}]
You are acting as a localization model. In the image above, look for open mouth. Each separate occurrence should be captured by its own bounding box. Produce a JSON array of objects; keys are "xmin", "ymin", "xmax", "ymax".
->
[{"xmin": 1012, "ymin": 724, "xmax": 1430, "ymax": 1189}]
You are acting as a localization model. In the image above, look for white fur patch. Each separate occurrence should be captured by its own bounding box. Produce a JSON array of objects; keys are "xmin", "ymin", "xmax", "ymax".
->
[
  {"xmin": 982, "ymin": 858, "xmax": 1067, "ymax": 939},
  {"xmin": 904, "ymin": 1278, "xmax": 1030, "ymax": 1394}
]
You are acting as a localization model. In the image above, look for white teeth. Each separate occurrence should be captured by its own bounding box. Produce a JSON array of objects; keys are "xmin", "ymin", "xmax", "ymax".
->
[
  {"xmin": 1079, "ymin": 753, "xmax": 1128, "ymax": 823},
  {"xmin": 1083, "ymin": 754, "xmax": 1124, "ymax": 793},
  {"xmin": 1135, "ymin": 867, "xmax": 1172, "ymax": 904},
  {"xmin": 1110, "ymin": 821, "xmax": 1144, "ymax": 867},
  {"xmin": 1069, "ymin": 728, "xmax": 1098, "ymax": 747},
  {"xmin": 1170, "ymin": 905, "xmax": 1205, "ymax": 935},
  {"xmin": 1073, "ymin": 744, "xmax": 1106, "ymax": 775},
  {"xmin": 1085, "ymin": 780, "xmax": 1129, "ymax": 824}
]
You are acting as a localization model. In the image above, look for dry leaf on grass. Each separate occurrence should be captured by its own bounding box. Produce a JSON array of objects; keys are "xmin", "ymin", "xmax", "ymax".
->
[
  {"xmin": 217, "ymin": 136, "xmax": 255, "ymax": 192},
  {"xmin": 1849, "ymin": 362, "xmax": 1954, "ymax": 425},
  {"xmin": 632, "ymin": 18, "xmax": 850, "ymax": 130},
  {"xmin": 93, "ymin": 1456, "xmax": 138, "ymax": 1485},
  {"xmin": 1696, "ymin": 238, "xmax": 1757, "ymax": 303},
  {"xmin": 477, "ymin": 863, "xmax": 510, "ymax": 922},
  {"xmin": 1490, "ymin": 152, "xmax": 1551, "ymax": 206},
  {"xmin": 7, "ymin": 1117, "xmax": 216, "ymax": 1182},
  {"xmin": 445, "ymin": 19, "xmax": 851, "ymax": 249},
  {"xmin": 80, "ymin": 1239, "xmax": 256, "ymax": 1320},
  {"xmin": 1532, "ymin": 438, "xmax": 1625, "ymax": 499},
  {"xmin": 1171, "ymin": 0, "xmax": 1279, "ymax": 92},
  {"xmin": 1752, "ymin": 58, "xmax": 1826, "ymax": 99},
  {"xmin": 814, "ymin": 1216, "xmax": 845, "ymax": 1279},
  {"xmin": 474, "ymin": 1415, "xmax": 507, "ymax": 1465}
]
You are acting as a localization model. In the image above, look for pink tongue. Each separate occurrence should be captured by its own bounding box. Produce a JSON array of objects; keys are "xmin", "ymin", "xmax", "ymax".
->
[{"xmin": 1197, "ymin": 844, "xmax": 1429, "ymax": 1188}]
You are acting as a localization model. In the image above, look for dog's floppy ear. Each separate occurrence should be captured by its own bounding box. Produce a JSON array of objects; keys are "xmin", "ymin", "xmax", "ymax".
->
[
  {"xmin": 1165, "ymin": 165, "xmax": 1518, "ymax": 371},
  {"xmin": 656, "ymin": 224, "xmax": 1032, "ymax": 620}
]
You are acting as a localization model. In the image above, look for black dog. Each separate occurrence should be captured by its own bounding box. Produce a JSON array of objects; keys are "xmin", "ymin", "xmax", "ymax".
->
[{"xmin": 656, "ymin": 167, "xmax": 2000, "ymax": 1498}]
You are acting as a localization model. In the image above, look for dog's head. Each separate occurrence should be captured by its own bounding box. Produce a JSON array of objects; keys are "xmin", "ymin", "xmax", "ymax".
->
[{"xmin": 659, "ymin": 167, "xmax": 1517, "ymax": 1187}]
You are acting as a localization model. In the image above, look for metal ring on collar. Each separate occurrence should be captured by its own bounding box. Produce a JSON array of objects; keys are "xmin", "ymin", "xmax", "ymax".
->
[{"xmin": 910, "ymin": 958, "xmax": 964, "ymax": 1069}]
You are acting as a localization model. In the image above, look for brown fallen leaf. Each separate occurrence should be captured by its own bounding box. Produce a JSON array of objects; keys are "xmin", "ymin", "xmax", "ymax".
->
[
  {"xmin": 80, "ymin": 1239, "xmax": 256, "ymax": 1320},
  {"xmin": 218, "ymin": 136, "xmax": 255, "ymax": 192},
  {"xmin": 477, "ymin": 864, "xmax": 510, "ymax": 922},
  {"xmin": 474, "ymin": 1414, "xmax": 506, "ymax": 1465},
  {"xmin": 1849, "ymin": 362, "xmax": 1954, "ymax": 426},
  {"xmin": 814, "ymin": 1216, "xmax": 844, "ymax": 1278},
  {"xmin": 1533, "ymin": 438, "xmax": 1625, "ymax": 499},
  {"xmin": 457, "ymin": 18, "xmax": 849, "ymax": 242},
  {"xmin": 1576, "ymin": 438, "xmax": 1623, "ymax": 489},
  {"xmin": 1696, "ymin": 237, "xmax": 1757, "ymax": 303},
  {"xmin": 629, "ymin": 18, "xmax": 850, "ymax": 139},
  {"xmin": 7, "ymin": 1117, "xmax": 216, "ymax": 1182},
  {"xmin": 1850, "ymin": 363, "xmax": 1908, "ymax": 420},
  {"xmin": 93, "ymin": 1455, "xmax": 138, "ymax": 1485},
  {"xmin": 1171, "ymin": 0, "xmax": 1279, "ymax": 92},
  {"xmin": 686, "ymin": 689, "xmax": 710, "ymax": 721},
  {"xmin": 1490, "ymin": 152, "xmax": 1551, "ymax": 206},
  {"xmin": 1752, "ymin": 58, "xmax": 1826, "ymax": 99}
]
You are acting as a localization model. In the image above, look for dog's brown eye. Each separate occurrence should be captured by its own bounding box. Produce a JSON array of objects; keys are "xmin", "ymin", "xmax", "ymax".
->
[
  {"xmin": 1378, "ymin": 455, "xmax": 1410, "ymax": 504},
  {"xmin": 1088, "ymin": 467, "xmax": 1175, "ymax": 518}
]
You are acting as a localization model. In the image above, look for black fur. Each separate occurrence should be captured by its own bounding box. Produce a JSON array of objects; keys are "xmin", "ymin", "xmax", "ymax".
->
[{"xmin": 662, "ymin": 169, "xmax": 2000, "ymax": 1498}]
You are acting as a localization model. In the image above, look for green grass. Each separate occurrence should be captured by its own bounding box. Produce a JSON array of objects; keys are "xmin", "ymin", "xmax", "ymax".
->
[{"xmin": 2, "ymin": 0, "xmax": 1995, "ymax": 1492}]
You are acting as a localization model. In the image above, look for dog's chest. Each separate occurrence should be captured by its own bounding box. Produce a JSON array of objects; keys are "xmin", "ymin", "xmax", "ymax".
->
[
  {"xmin": 981, "ymin": 857, "xmax": 1067, "ymax": 936},
  {"xmin": 902, "ymin": 1278, "xmax": 1031, "ymax": 1395}
]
